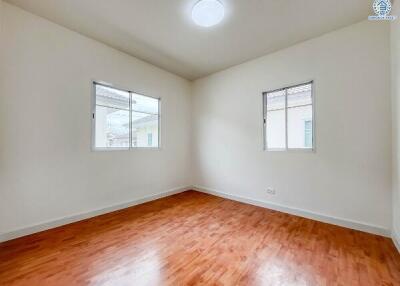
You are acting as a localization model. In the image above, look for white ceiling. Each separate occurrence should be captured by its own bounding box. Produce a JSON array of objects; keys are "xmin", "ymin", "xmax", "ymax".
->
[{"xmin": 5, "ymin": 0, "xmax": 371, "ymax": 80}]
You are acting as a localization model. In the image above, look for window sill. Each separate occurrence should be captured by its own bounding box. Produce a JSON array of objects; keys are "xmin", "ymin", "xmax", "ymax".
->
[
  {"xmin": 264, "ymin": 148, "xmax": 315, "ymax": 153},
  {"xmin": 91, "ymin": 147, "xmax": 162, "ymax": 152}
]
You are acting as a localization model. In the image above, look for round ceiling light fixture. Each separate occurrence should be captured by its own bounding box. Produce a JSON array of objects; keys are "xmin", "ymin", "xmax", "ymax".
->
[{"xmin": 192, "ymin": 0, "xmax": 225, "ymax": 27}]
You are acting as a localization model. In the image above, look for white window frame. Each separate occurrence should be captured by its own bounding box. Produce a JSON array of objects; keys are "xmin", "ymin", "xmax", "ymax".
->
[
  {"xmin": 262, "ymin": 80, "xmax": 315, "ymax": 152},
  {"xmin": 91, "ymin": 81, "xmax": 161, "ymax": 151}
]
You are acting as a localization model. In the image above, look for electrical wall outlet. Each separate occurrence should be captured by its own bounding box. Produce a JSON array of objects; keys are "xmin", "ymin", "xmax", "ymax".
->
[{"xmin": 266, "ymin": 188, "xmax": 276, "ymax": 195}]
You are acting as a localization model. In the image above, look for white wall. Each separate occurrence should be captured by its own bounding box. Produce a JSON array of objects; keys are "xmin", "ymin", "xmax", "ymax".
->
[
  {"xmin": 0, "ymin": 3, "xmax": 192, "ymax": 236},
  {"xmin": 192, "ymin": 20, "xmax": 392, "ymax": 232},
  {"xmin": 392, "ymin": 0, "xmax": 400, "ymax": 243}
]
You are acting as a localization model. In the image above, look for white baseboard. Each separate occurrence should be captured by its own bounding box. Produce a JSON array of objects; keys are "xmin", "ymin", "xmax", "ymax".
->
[
  {"xmin": 392, "ymin": 226, "xmax": 400, "ymax": 253},
  {"xmin": 1, "ymin": 185, "xmax": 392, "ymax": 243},
  {"xmin": 193, "ymin": 185, "xmax": 391, "ymax": 237},
  {"xmin": 0, "ymin": 186, "xmax": 190, "ymax": 243}
]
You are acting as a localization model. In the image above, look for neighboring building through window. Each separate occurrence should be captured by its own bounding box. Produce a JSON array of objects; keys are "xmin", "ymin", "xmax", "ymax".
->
[
  {"xmin": 304, "ymin": 120, "xmax": 312, "ymax": 148},
  {"xmin": 263, "ymin": 81, "xmax": 314, "ymax": 151},
  {"xmin": 93, "ymin": 82, "xmax": 160, "ymax": 150}
]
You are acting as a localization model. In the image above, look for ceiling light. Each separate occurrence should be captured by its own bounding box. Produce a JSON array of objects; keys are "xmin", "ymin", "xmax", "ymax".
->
[{"xmin": 192, "ymin": 0, "xmax": 225, "ymax": 27}]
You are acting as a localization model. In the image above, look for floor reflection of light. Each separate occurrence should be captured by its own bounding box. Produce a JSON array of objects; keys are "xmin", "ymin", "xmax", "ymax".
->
[
  {"xmin": 88, "ymin": 246, "xmax": 161, "ymax": 286},
  {"xmin": 256, "ymin": 257, "xmax": 312, "ymax": 286}
]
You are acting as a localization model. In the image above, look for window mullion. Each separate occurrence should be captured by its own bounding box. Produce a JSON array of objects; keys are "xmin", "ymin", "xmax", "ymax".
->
[
  {"xmin": 263, "ymin": 93, "xmax": 267, "ymax": 150},
  {"xmin": 285, "ymin": 88, "xmax": 288, "ymax": 150},
  {"xmin": 129, "ymin": 92, "xmax": 132, "ymax": 149},
  {"xmin": 158, "ymin": 99, "xmax": 161, "ymax": 148}
]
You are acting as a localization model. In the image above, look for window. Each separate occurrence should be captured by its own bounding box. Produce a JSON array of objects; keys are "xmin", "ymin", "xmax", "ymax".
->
[
  {"xmin": 263, "ymin": 81, "xmax": 314, "ymax": 151},
  {"xmin": 93, "ymin": 82, "xmax": 160, "ymax": 150}
]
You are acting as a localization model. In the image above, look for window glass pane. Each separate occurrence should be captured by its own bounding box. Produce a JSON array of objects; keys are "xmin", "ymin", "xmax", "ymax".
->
[
  {"xmin": 131, "ymin": 112, "xmax": 159, "ymax": 147},
  {"xmin": 266, "ymin": 109, "xmax": 286, "ymax": 149},
  {"xmin": 287, "ymin": 105, "xmax": 313, "ymax": 149},
  {"xmin": 132, "ymin": 93, "xmax": 159, "ymax": 114},
  {"xmin": 266, "ymin": 90, "xmax": 285, "ymax": 111},
  {"xmin": 95, "ymin": 106, "xmax": 129, "ymax": 148},
  {"xmin": 287, "ymin": 84, "xmax": 312, "ymax": 107},
  {"xmin": 96, "ymin": 85, "xmax": 129, "ymax": 110}
]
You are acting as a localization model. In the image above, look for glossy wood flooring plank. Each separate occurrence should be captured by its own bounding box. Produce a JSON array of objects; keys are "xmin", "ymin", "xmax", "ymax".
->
[{"xmin": 0, "ymin": 191, "xmax": 399, "ymax": 285}]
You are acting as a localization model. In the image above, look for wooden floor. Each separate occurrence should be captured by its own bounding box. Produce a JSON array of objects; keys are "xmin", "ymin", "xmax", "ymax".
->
[{"xmin": 0, "ymin": 191, "xmax": 399, "ymax": 285}]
